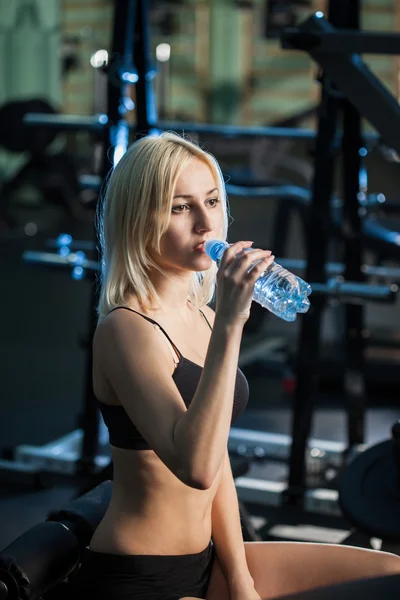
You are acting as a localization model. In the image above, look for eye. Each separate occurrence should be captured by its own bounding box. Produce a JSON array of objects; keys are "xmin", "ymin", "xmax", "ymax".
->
[
  {"xmin": 172, "ymin": 204, "xmax": 189, "ymax": 213},
  {"xmin": 171, "ymin": 198, "xmax": 220, "ymax": 214}
]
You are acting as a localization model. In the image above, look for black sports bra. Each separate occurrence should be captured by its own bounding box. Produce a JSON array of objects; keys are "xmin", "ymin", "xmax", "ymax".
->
[{"xmin": 97, "ymin": 306, "xmax": 249, "ymax": 450}]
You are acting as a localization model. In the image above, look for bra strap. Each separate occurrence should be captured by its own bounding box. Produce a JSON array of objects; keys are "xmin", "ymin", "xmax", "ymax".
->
[
  {"xmin": 108, "ymin": 306, "xmax": 182, "ymax": 361},
  {"xmin": 199, "ymin": 308, "xmax": 213, "ymax": 331}
]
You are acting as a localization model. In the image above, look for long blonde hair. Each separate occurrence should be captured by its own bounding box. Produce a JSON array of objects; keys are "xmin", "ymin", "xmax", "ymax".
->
[{"xmin": 97, "ymin": 132, "xmax": 230, "ymax": 319}]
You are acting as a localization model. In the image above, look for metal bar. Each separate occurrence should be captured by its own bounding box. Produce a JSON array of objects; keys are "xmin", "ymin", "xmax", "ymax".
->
[
  {"xmin": 23, "ymin": 112, "xmax": 380, "ymax": 142},
  {"xmin": 158, "ymin": 121, "xmax": 319, "ymax": 139},
  {"xmin": 45, "ymin": 238, "xmax": 96, "ymax": 251},
  {"xmin": 277, "ymin": 259, "xmax": 400, "ymax": 281},
  {"xmin": 22, "ymin": 251, "xmax": 100, "ymax": 272},
  {"xmin": 311, "ymin": 280, "xmax": 397, "ymax": 302},
  {"xmin": 225, "ymin": 183, "xmax": 311, "ymax": 200},
  {"xmin": 23, "ymin": 113, "xmax": 108, "ymax": 131},
  {"xmin": 157, "ymin": 120, "xmax": 378, "ymax": 142},
  {"xmin": 22, "ymin": 113, "xmax": 318, "ymax": 137},
  {"xmin": 282, "ymin": 28, "xmax": 400, "ymax": 55}
]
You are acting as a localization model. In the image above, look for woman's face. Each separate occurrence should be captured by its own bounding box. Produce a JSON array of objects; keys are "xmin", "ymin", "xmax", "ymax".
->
[{"xmin": 152, "ymin": 158, "xmax": 224, "ymax": 273}]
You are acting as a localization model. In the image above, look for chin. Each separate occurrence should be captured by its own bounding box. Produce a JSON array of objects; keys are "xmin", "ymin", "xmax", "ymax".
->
[
  {"xmin": 194, "ymin": 259, "xmax": 213, "ymax": 272},
  {"xmin": 194, "ymin": 253, "xmax": 212, "ymax": 263}
]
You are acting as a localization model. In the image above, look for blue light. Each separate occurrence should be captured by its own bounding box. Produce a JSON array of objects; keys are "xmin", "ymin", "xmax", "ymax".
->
[
  {"xmin": 121, "ymin": 71, "xmax": 139, "ymax": 84},
  {"xmin": 72, "ymin": 266, "xmax": 84, "ymax": 280},
  {"xmin": 59, "ymin": 245, "xmax": 70, "ymax": 257},
  {"xmin": 57, "ymin": 233, "xmax": 72, "ymax": 247},
  {"xmin": 315, "ymin": 11, "xmax": 324, "ymax": 18},
  {"xmin": 98, "ymin": 114, "xmax": 108, "ymax": 125},
  {"xmin": 74, "ymin": 251, "xmax": 86, "ymax": 265},
  {"xmin": 148, "ymin": 128, "xmax": 162, "ymax": 137},
  {"xmin": 146, "ymin": 68, "xmax": 157, "ymax": 81},
  {"xmin": 123, "ymin": 97, "xmax": 135, "ymax": 111},
  {"xmin": 359, "ymin": 147, "xmax": 368, "ymax": 157},
  {"xmin": 112, "ymin": 121, "xmax": 129, "ymax": 166}
]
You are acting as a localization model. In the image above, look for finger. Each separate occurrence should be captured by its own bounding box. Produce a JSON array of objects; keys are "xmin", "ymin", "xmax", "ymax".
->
[
  {"xmin": 231, "ymin": 249, "xmax": 272, "ymax": 275},
  {"xmin": 223, "ymin": 249, "xmax": 267, "ymax": 278},
  {"xmin": 219, "ymin": 241, "xmax": 254, "ymax": 266},
  {"xmin": 245, "ymin": 254, "xmax": 275, "ymax": 280}
]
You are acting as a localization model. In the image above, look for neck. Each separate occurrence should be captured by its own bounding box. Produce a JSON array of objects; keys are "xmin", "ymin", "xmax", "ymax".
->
[{"xmin": 145, "ymin": 268, "xmax": 195, "ymax": 318}]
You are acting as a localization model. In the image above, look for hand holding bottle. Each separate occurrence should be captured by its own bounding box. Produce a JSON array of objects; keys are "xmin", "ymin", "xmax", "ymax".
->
[
  {"xmin": 212, "ymin": 240, "xmax": 275, "ymax": 325},
  {"xmin": 206, "ymin": 239, "xmax": 312, "ymax": 322}
]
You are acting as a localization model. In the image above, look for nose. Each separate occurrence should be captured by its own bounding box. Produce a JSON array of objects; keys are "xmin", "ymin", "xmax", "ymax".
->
[{"xmin": 194, "ymin": 206, "xmax": 213, "ymax": 234}]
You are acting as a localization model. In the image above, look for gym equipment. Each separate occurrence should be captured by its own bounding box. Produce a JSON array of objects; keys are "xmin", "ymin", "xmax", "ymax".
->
[
  {"xmin": 282, "ymin": 13, "xmax": 400, "ymax": 156},
  {"xmin": 274, "ymin": 0, "xmax": 400, "ymax": 508},
  {"xmin": 0, "ymin": 99, "xmax": 88, "ymax": 236},
  {"xmin": 0, "ymin": 152, "xmax": 86, "ymax": 229},
  {"xmin": 339, "ymin": 421, "xmax": 400, "ymax": 546},
  {"xmin": 0, "ymin": 480, "xmax": 112, "ymax": 600},
  {"xmin": 0, "ymin": 99, "xmax": 58, "ymax": 154}
]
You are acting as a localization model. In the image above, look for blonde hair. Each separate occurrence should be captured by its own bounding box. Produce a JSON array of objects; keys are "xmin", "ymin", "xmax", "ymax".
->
[{"xmin": 97, "ymin": 132, "xmax": 230, "ymax": 319}]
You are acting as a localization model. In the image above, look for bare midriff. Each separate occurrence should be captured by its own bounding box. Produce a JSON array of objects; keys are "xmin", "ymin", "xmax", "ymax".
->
[{"xmin": 89, "ymin": 446, "xmax": 223, "ymax": 556}]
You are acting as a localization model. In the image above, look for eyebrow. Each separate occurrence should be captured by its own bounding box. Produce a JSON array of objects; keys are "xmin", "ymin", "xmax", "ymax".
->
[{"xmin": 173, "ymin": 187, "xmax": 218, "ymax": 200}]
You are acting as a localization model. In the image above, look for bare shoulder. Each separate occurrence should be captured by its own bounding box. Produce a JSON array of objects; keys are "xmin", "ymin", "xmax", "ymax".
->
[
  {"xmin": 93, "ymin": 307, "xmax": 168, "ymax": 365},
  {"xmin": 94, "ymin": 307, "xmax": 146, "ymax": 347},
  {"xmin": 200, "ymin": 304, "xmax": 216, "ymax": 327}
]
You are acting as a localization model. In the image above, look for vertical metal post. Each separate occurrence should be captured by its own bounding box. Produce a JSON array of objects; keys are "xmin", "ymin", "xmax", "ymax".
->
[
  {"xmin": 341, "ymin": 0, "xmax": 366, "ymax": 449},
  {"xmin": 285, "ymin": 87, "xmax": 339, "ymax": 503},
  {"xmin": 135, "ymin": 0, "xmax": 157, "ymax": 135},
  {"xmin": 78, "ymin": 0, "xmax": 157, "ymax": 478},
  {"xmin": 285, "ymin": 0, "xmax": 363, "ymax": 502},
  {"xmin": 79, "ymin": 0, "xmax": 139, "ymax": 475}
]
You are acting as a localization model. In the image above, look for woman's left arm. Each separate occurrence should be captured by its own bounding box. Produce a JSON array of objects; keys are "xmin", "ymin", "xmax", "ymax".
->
[{"xmin": 211, "ymin": 449, "xmax": 256, "ymax": 594}]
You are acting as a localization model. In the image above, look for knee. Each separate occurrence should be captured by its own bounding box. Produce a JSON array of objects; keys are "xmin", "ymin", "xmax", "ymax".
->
[{"xmin": 380, "ymin": 551, "xmax": 400, "ymax": 575}]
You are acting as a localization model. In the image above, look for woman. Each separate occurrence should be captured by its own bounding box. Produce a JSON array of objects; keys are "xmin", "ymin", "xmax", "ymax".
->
[{"xmin": 73, "ymin": 133, "xmax": 400, "ymax": 599}]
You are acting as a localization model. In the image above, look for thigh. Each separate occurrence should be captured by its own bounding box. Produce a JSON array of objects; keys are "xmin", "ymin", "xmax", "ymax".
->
[
  {"xmin": 242, "ymin": 541, "xmax": 400, "ymax": 599},
  {"xmin": 273, "ymin": 574, "xmax": 400, "ymax": 599},
  {"xmin": 205, "ymin": 553, "xmax": 230, "ymax": 600}
]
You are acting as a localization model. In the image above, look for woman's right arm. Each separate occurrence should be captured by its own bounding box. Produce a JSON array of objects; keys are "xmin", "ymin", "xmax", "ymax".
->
[
  {"xmin": 97, "ymin": 241, "xmax": 273, "ymax": 490},
  {"xmin": 173, "ymin": 241, "xmax": 274, "ymax": 489},
  {"xmin": 172, "ymin": 316, "xmax": 245, "ymax": 489}
]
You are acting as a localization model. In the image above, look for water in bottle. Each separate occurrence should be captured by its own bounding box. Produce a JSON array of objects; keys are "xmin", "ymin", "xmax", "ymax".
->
[{"xmin": 204, "ymin": 239, "xmax": 312, "ymax": 322}]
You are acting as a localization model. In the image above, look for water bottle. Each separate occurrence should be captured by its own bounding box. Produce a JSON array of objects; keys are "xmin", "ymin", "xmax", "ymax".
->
[{"xmin": 205, "ymin": 239, "xmax": 312, "ymax": 322}]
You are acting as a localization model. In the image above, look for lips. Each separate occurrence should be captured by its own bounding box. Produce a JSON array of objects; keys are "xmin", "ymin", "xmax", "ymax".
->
[{"xmin": 194, "ymin": 242, "xmax": 206, "ymax": 250}]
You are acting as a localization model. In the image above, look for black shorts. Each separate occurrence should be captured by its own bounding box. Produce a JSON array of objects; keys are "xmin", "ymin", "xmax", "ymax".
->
[{"xmin": 70, "ymin": 540, "xmax": 215, "ymax": 600}]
